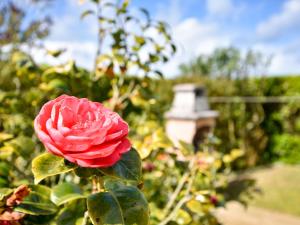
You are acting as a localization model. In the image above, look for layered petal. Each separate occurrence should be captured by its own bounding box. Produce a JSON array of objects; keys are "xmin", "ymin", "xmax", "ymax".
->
[{"xmin": 34, "ymin": 94, "xmax": 131, "ymax": 168}]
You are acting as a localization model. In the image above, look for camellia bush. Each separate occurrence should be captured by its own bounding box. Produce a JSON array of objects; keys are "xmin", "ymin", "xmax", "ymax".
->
[
  {"xmin": 1, "ymin": 95, "xmax": 149, "ymax": 225},
  {"xmin": 0, "ymin": 0, "xmax": 255, "ymax": 224}
]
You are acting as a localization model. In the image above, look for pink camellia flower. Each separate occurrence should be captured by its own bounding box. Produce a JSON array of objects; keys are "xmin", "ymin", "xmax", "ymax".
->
[{"xmin": 34, "ymin": 95, "xmax": 131, "ymax": 168}]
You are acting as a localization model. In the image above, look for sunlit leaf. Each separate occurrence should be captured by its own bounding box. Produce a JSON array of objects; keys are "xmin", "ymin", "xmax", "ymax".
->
[
  {"xmin": 175, "ymin": 209, "xmax": 192, "ymax": 225},
  {"xmin": 99, "ymin": 148, "xmax": 142, "ymax": 183},
  {"xmin": 15, "ymin": 189, "xmax": 58, "ymax": 215},
  {"xmin": 0, "ymin": 133, "xmax": 13, "ymax": 142},
  {"xmin": 32, "ymin": 153, "xmax": 77, "ymax": 184},
  {"xmin": 0, "ymin": 145, "xmax": 14, "ymax": 159},
  {"xmin": 51, "ymin": 183, "xmax": 84, "ymax": 206}
]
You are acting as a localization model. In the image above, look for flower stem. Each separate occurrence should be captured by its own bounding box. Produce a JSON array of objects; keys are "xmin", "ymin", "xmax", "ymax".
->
[
  {"xmin": 92, "ymin": 177, "xmax": 98, "ymax": 193},
  {"xmin": 92, "ymin": 176, "xmax": 104, "ymax": 193}
]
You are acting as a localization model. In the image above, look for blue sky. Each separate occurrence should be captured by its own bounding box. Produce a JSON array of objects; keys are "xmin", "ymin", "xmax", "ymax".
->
[{"xmin": 31, "ymin": 0, "xmax": 300, "ymax": 76}]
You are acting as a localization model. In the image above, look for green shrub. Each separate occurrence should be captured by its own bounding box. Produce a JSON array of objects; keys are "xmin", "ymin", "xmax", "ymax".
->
[{"xmin": 270, "ymin": 134, "xmax": 300, "ymax": 164}]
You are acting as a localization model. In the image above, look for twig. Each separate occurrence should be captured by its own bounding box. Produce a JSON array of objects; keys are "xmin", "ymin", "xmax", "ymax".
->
[
  {"xmin": 163, "ymin": 170, "xmax": 189, "ymax": 215},
  {"xmin": 162, "ymin": 157, "xmax": 196, "ymax": 216},
  {"xmin": 81, "ymin": 211, "xmax": 89, "ymax": 225},
  {"xmin": 158, "ymin": 196, "xmax": 192, "ymax": 225}
]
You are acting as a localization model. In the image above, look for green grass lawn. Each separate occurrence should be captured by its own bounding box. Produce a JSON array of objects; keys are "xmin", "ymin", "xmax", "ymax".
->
[{"xmin": 248, "ymin": 164, "xmax": 300, "ymax": 217}]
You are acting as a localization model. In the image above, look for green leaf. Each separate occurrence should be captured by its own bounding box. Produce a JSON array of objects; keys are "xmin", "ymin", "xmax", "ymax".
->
[
  {"xmin": 87, "ymin": 181, "xmax": 149, "ymax": 225},
  {"xmin": 51, "ymin": 183, "xmax": 85, "ymax": 206},
  {"xmin": 178, "ymin": 140, "xmax": 194, "ymax": 155},
  {"xmin": 104, "ymin": 181, "xmax": 149, "ymax": 225},
  {"xmin": 15, "ymin": 190, "xmax": 58, "ymax": 215},
  {"xmin": 0, "ymin": 162, "xmax": 10, "ymax": 177},
  {"xmin": 154, "ymin": 70, "xmax": 163, "ymax": 78},
  {"xmin": 0, "ymin": 145, "xmax": 14, "ymax": 159},
  {"xmin": 171, "ymin": 43, "xmax": 177, "ymax": 54},
  {"xmin": 80, "ymin": 10, "xmax": 95, "ymax": 20},
  {"xmin": 7, "ymin": 135, "xmax": 35, "ymax": 158},
  {"xmin": 74, "ymin": 167, "xmax": 101, "ymax": 178},
  {"xmin": 47, "ymin": 79, "xmax": 69, "ymax": 92},
  {"xmin": 139, "ymin": 8, "xmax": 150, "ymax": 23},
  {"xmin": 57, "ymin": 199, "xmax": 86, "ymax": 225},
  {"xmin": 134, "ymin": 36, "xmax": 146, "ymax": 46},
  {"xmin": 16, "ymin": 185, "xmax": 57, "ymax": 216},
  {"xmin": 47, "ymin": 49, "xmax": 66, "ymax": 57},
  {"xmin": 175, "ymin": 209, "xmax": 192, "ymax": 224},
  {"xmin": 32, "ymin": 153, "xmax": 77, "ymax": 184},
  {"xmin": 87, "ymin": 192, "xmax": 124, "ymax": 225},
  {"xmin": 149, "ymin": 54, "xmax": 159, "ymax": 63},
  {"xmin": 24, "ymin": 214, "xmax": 57, "ymax": 225},
  {"xmin": 0, "ymin": 178, "xmax": 9, "ymax": 188},
  {"xmin": 0, "ymin": 132, "xmax": 13, "ymax": 142},
  {"xmin": 99, "ymin": 148, "xmax": 142, "ymax": 183},
  {"xmin": 28, "ymin": 185, "xmax": 52, "ymax": 198},
  {"xmin": 0, "ymin": 188, "xmax": 13, "ymax": 202},
  {"xmin": 186, "ymin": 199, "xmax": 205, "ymax": 215}
]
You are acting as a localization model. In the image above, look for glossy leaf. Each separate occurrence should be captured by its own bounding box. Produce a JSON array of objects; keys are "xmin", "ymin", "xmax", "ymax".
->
[
  {"xmin": 24, "ymin": 214, "xmax": 57, "ymax": 225},
  {"xmin": 74, "ymin": 167, "xmax": 99, "ymax": 178},
  {"xmin": 105, "ymin": 181, "xmax": 149, "ymax": 225},
  {"xmin": 28, "ymin": 184, "xmax": 52, "ymax": 198},
  {"xmin": 0, "ymin": 188, "xmax": 13, "ymax": 202},
  {"xmin": 87, "ymin": 192, "xmax": 124, "ymax": 225},
  {"xmin": 57, "ymin": 199, "xmax": 86, "ymax": 225},
  {"xmin": 99, "ymin": 148, "xmax": 142, "ymax": 183},
  {"xmin": 32, "ymin": 153, "xmax": 76, "ymax": 184},
  {"xmin": 15, "ymin": 190, "xmax": 58, "ymax": 215},
  {"xmin": 51, "ymin": 183, "xmax": 84, "ymax": 206},
  {"xmin": 0, "ymin": 133, "xmax": 13, "ymax": 141},
  {"xmin": 87, "ymin": 181, "xmax": 149, "ymax": 225}
]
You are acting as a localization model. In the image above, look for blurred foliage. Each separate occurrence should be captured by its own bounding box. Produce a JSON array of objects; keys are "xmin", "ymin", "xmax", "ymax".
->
[
  {"xmin": 0, "ymin": 1, "xmax": 52, "ymax": 49},
  {"xmin": 142, "ymin": 137, "xmax": 255, "ymax": 225},
  {"xmin": 157, "ymin": 47, "xmax": 300, "ymax": 166},
  {"xmin": 82, "ymin": 0, "xmax": 176, "ymax": 77},
  {"xmin": 179, "ymin": 47, "xmax": 271, "ymax": 79},
  {"xmin": 269, "ymin": 134, "xmax": 300, "ymax": 164}
]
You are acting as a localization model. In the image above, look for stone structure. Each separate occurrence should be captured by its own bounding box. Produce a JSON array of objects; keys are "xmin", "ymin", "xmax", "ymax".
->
[{"xmin": 165, "ymin": 84, "xmax": 218, "ymax": 148}]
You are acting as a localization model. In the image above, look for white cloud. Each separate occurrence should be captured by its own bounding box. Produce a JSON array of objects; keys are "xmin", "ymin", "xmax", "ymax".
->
[
  {"xmin": 49, "ymin": 0, "xmax": 97, "ymax": 41},
  {"xmin": 206, "ymin": 0, "xmax": 235, "ymax": 17},
  {"xmin": 155, "ymin": 0, "xmax": 184, "ymax": 26},
  {"xmin": 256, "ymin": 0, "xmax": 300, "ymax": 40},
  {"xmin": 31, "ymin": 41, "xmax": 96, "ymax": 70},
  {"xmin": 37, "ymin": 0, "xmax": 98, "ymax": 69},
  {"xmin": 253, "ymin": 41, "xmax": 300, "ymax": 75},
  {"xmin": 161, "ymin": 15, "xmax": 300, "ymax": 77},
  {"xmin": 161, "ymin": 18, "xmax": 231, "ymax": 76}
]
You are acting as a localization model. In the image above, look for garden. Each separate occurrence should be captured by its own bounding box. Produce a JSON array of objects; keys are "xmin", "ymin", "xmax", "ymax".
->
[{"xmin": 0, "ymin": 0, "xmax": 299, "ymax": 225}]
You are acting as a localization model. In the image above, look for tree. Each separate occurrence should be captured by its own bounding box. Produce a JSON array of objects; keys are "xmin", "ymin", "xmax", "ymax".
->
[{"xmin": 179, "ymin": 47, "xmax": 271, "ymax": 79}]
